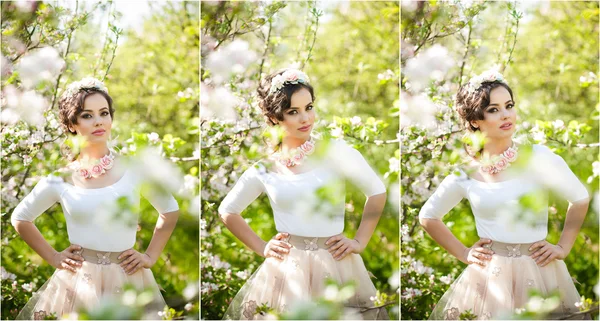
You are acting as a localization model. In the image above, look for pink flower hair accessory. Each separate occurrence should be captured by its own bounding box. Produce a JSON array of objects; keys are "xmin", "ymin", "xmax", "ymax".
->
[
  {"xmin": 466, "ymin": 70, "xmax": 506, "ymax": 94},
  {"xmin": 268, "ymin": 69, "xmax": 311, "ymax": 95}
]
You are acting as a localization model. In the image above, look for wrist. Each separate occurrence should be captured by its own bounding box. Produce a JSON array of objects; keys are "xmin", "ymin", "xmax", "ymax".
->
[
  {"xmin": 144, "ymin": 252, "xmax": 157, "ymax": 265},
  {"xmin": 353, "ymin": 238, "xmax": 365, "ymax": 252},
  {"xmin": 461, "ymin": 247, "xmax": 470, "ymax": 264},
  {"xmin": 258, "ymin": 240, "xmax": 268, "ymax": 258}
]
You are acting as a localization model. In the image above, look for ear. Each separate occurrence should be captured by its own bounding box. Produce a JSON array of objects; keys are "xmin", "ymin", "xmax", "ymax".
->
[{"xmin": 470, "ymin": 121, "xmax": 480, "ymax": 130}]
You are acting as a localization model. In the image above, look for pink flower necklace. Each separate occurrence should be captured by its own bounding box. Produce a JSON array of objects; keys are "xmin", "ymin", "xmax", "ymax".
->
[
  {"xmin": 69, "ymin": 150, "xmax": 115, "ymax": 179},
  {"xmin": 271, "ymin": 138, "xmax": 315, "ymax": 167},
  {"xmin": 478, "ymin": 143, "xmax": 518, "ymax": 175}
]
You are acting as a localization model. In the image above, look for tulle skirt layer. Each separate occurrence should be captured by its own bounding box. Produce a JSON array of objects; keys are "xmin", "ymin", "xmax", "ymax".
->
[
  {"xmin": 223, "ymin": 234, "xmax": 389, "ymax": 320},
  {"xmin": 429, "ymin": 240, "xmax": 586, "ymax": 320},
  {"xmin": 16, "ymin": 248, "xmax": 167, "ymax": 320}
]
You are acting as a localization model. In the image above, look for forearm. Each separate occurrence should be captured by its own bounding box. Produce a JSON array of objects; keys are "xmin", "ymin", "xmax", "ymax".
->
[
  {"xmin": 13, "ymin": 221, "xmax": 58, "ymax": 264},
  {"xmin": 354, "ymin": 193, "xmax": 386, "ymax": 250},
  {"xmin": 557, "ymin": 199, "xmax": 590, "ymax": 255},
  {"xmin": 145, "ymin": 210, "xmax": 180, "ymax": 264},
  {"xmin": 219, "ymin": 212, "xmax": 266, "ymax": 256},
  {"xmin": 419, "ymin": 217, "xmax": 468, "ymax": 264}
]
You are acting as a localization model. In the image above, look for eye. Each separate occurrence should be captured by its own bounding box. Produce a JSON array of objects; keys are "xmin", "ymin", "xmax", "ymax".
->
[
  {"xmin": 488, "ymin": 108, "xmax": 498, "ymax": 113},
  {"xmin": 307, "ymin": 105, "xmax": 313, "ymax": 110},
  {"xmin": 288, "ymin": 110, "xmax": 298, "ymax": 115},
  {"xmin": 81, "ymin": 114, "xmax": 91, "ymax": 119},
  {"xmin": 507, "ymin": 104, "xmax": 514, "ymax": 109},
  {"xmin": 101, "ymin": 111, "xmax": 110, "ymax": 116}
]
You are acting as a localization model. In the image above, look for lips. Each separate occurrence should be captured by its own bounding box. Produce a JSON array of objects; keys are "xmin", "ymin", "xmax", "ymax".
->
[
  {"xmin": 298, "ymin": 124, "xmax": 312, "ymax": 132},
  {"xmin": 92, "ymin": 129, "xmax": 105, "ymax": 135},
  {"xmin": 500, "ymin": 122, "xmax": 512, "ymax": 130}
]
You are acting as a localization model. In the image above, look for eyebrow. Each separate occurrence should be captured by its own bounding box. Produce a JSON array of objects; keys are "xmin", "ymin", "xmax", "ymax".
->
[
  {"xmin": 487, "ymin": 100, "xmax": 513, "ymax": 108},
  {"xmin": 288, "ymin": 102, "xmax": 313, "ymax": 109},
  {"xmin": 82, "ymin": 107, "xmax": 109, "ymax": 112}
]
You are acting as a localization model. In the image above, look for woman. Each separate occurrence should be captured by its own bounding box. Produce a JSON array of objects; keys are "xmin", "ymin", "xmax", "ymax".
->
[
  {"xmin": 10, "ymin": 77, "xmax": 180, "ymax": 320},
  {"xmin": 218, "ymin": 69, "xmax": 389, "ymax": 319},
  {"xmin": 419, "ymin": 70, "xmax": 590, "ymax": 320}
]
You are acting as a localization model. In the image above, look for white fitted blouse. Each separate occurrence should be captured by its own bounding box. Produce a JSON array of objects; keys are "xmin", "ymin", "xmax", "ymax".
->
[
  {"xmin": 218, "ymin": 140, "xmax": 386, "ymax": 237},
  {"xmin": 11, "ymin": 168, "xmax": 179, "ymax": 252},
  {"xmin": 419, "ymin": 144, "xmax": 589, "ymax": 243}
]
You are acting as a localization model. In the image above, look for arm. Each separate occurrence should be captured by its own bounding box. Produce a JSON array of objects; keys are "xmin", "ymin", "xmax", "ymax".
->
[
  {"xmin": 419, "ymin": 218, "xmax": 469, "ymax": 263},
  {"xmin": 144, "ymin": 209, "xmax": 180, "ymax": 265},
  {"xmin": 354, "ymin": 192, "xmax": 386, "ymax": 251},
  {"xmin": 219, "ymin": 212, "xmax": 267, "ymax": 256},
  {"xmin": 557, "ymin": 198, "xmax": 590, "ymax": 255}
]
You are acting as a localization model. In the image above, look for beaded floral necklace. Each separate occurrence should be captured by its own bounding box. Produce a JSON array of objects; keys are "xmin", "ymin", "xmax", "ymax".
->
[
  {"xmin": 477, "ymin": 143, "xmax": 518, "ymax": 175},
  {"xmin": 68, "ymin": 150, "xmax": 115, "ymax": 179},
  {"xmin": 271, "ymin": 138, "xmax": 315, "ymax": 167}
]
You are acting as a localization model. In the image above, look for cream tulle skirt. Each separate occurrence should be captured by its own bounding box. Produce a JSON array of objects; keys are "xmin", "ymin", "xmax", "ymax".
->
[
  {"xmin": 429, "ymin": 240, "xmax": 586, "ymax": 320},
  {"xmin": 222, "ymin": 234, "xmax": 389, "ymax": 320},
  {"xmin": 16, "ymin": 247, "xmax": 167, "ymax": 320}
]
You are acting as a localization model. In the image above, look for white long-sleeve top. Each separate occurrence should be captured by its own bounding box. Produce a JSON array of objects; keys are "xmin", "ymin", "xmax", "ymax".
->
[
  {"xmin": 11, "ymin": 167, "xmax": 179, "ymax": 252},
  {"xmin": 419, "ymin": 144, "xmax": 589, "ymax": 243},
  {"xmin": 218, "ymin": 140, "xmax": 386, "ymax": 237}
]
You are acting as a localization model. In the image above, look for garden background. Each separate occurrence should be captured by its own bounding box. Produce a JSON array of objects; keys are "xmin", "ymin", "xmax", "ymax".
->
[
  {"xmin": 1, "ymin": 1, "xmax": 199, "ymax": 319},
  {"xmin": 201, "ymin": 1, "xmax": 400, "ymax": 320},
  {"xmin": 401, "ymin": 1, "xmax": 599, "ymax": 320}
]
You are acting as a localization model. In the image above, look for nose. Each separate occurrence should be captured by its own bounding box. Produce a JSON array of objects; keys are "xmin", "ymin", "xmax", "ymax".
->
[{"xmin": 300, "ymin": 112, "xmax": 309, "ymax": 123}]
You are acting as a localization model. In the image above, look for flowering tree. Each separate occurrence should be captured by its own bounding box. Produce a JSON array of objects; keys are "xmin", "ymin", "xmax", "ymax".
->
[
  {"xmin": 201, "ymin": 1, "xmax": 399, "ymax": 319},
  {"xmin": 1, "ymin": 1, "xmax": 199, "ymax": 319},
  {"xmin": 400, "ymin": 1, "xmax": 599, "ymax": 319}
]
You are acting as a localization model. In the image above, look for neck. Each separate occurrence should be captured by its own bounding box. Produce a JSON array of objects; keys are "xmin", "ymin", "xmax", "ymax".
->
[
  {"xmin": 281, "ymin": 136, "xmax": 308, "ymax": 152},
  {"xmin": 482, "ymin": 137, "xmax": 513, "ymax": 157},
  {"xmin": 79, "ymin": 143, "xmax": 110, "ymax": 160}
]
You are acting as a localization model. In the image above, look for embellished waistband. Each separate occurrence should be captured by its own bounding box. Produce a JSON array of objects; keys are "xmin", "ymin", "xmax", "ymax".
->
[
  {"xmin": 284, "ymin": 234, "xmax": 332, "ymax": 251},
  {"xmin": 484, "ymin": 240, "xmax": 541, "ymax": 258},
  {"xmin": 73, "ymin": 248, "xmax": 125, "ymax": 265}
]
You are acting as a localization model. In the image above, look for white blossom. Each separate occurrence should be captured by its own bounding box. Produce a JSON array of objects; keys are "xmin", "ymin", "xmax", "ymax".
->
[{"xmin": 17, "ymin": 47, "xmax": 65, "ymax": 89}]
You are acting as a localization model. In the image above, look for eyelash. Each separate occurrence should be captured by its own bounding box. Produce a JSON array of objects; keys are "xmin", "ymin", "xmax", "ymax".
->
[
  {"xmin": 82, "ymin": 111, "xmax": 110, "ymax": 119},
  {"xmin": 488, "ymin": 104, "xmax": 514, "ymax": 113},
  {"xmin": 288, "ymin": 105, "xmax": 314, "ymax": 115}
]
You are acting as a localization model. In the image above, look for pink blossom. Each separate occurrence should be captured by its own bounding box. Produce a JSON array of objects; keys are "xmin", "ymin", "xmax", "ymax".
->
[
  {"xmin": 300, "ymin": 141, "xmax": 315, "ymax": 155},
  {"xmin": 286, "ymin": 73, "xmax": 298, "ymax": 81},
  {"xmin": 292, "ymin": 152, "xmax": 304, "ymax": 163},
  {"xmin": 79, "ymin": 168, "xmax": 91, "ymax": 179},
  {"xmin": 496, "ymin": 158, "xmax": 508, "ymax": 171},
  {"xmin": 503, "ymin": 149, "xmax": 517, "ymax": 162},
  {"xmin": 100, "ymin": 156, "xmax": 113, "ymax": 169},
  {"xmin": 91, "ymin": 164, "xmax": 104, "ymax": 178},
  {"xmin": 481, "ymin": 165, "xmax": 494, "ymax": 173}
]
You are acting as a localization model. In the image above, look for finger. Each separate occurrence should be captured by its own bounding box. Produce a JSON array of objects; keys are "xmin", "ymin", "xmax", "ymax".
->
[
  {"xmin": 333, "ymin": 244, "xmax": 349, "ymax": 258},
  {"xmin": 336, "ymin": 248, "xmax": 351, "ymax": 261},
  {"xmin": 125, "ymin": 258, "xmax": 140, "ymax": 272},
  {"xmin": 275, "ymin": 240, "xmax": 292, "ymax": 249},
  {"xmin": 66, "ymin": 252, "xmax": 85, "ymax": 262},
  {"xmin": 529, "ymin": 241, "xmax": 546, "ymax": 252},
  {"xmin": 69, "ymin": 244, "xmax": 82, "ymax": 252},
  {"xmin": 269, "ymin": 250, "xmax": 284, "ymax": 261},
  {"xmin": 118, "ymin": 249, "xmax": 134, "ymax": 261},
  {"xmin": 127, "ymin": 262, "xmax": 141, "ymax": 275},
  {"xmin": 120, "ymin": 254, "xmax": 138, "ymax": 267},
  {"xmin": 325, "ymin": 234, "xmax": 342, "ymax": 246},
  {"xmin": 469, "ymin": 256, "xmax": 486, "ymax": 266},
  {"xmin": 66, "ymin": 258, "xmax": 82, "ymax": 267},
  {"xmin": 274, "ymin": 233, "xmax": 286, "ymax": 240},
  {"xmin": 474, "ymin": 247, "xmax": 494, "ymax": 255},
  {"xmin": 540, "ymin": 253, "xmax": 556, "ymax": 267},
  {"xmin": 473, "ymin": 251, "xmax": 491, "ymax": 261},
  {"xmin": 531, "ymin": 247, "xmax": 548, "ymax": 260},
  {"xmin": 272, "ymin": 245, "xmax": 290, "ymax": 254},
  {"xmin": 536, "ymin": 250, "xmax": 553, "ymax": 265},
  {"xmin": 328, "ymin": 240, "xmax": 346, "ymax": 253},
  {"xmin": 61, "ymin": 262, "xmax": 77, "ymax": 273}
]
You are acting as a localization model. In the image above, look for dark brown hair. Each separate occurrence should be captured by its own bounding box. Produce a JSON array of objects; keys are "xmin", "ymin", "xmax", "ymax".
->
[
  {"xmin": 455, "ymin": 81, "xmax": 514, "ymax": 131},
  {"xmin": 256, "ymin": 69, "xmax": 315, "ymax": 126},
  {"xmin": 58, "ymin": 88, "xmax": 114, "ymax": 135}
]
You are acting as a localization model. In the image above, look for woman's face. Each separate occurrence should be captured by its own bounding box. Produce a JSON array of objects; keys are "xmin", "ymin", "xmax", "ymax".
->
[
  {"xmin": 471, "ymin": 86, "xmax": 517, "ymax": 140},
  {"xmin": 69, "ymin": 93, "xmax": 112, "ymax": 144},
  {"xmin": 278, "ymin": 88, "xmax": 316, "ymax": 141}
]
